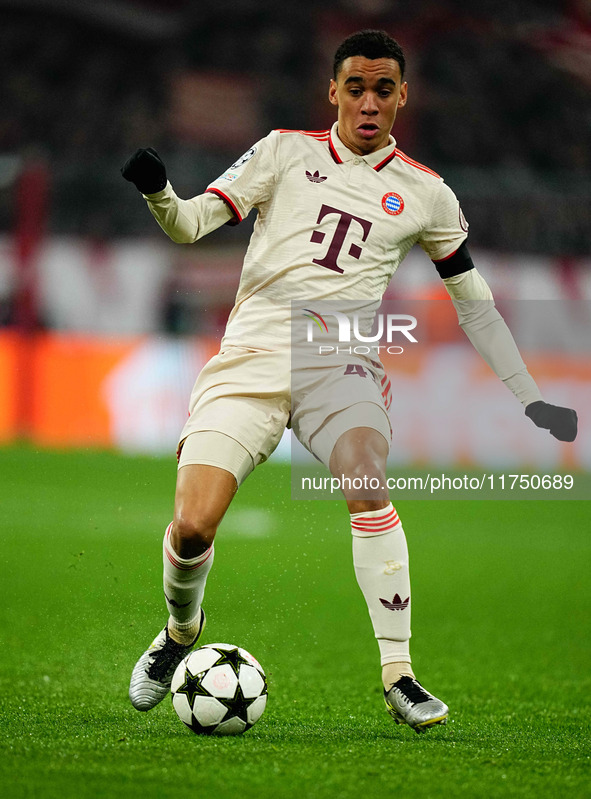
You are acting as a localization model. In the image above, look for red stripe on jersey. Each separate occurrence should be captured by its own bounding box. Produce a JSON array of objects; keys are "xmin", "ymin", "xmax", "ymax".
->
[
  {"xmin": 374, "ymin": 150, "xmax": 397, "ymax": 172},
  {"xmin": 395, "ymin": 149, "xmax": 440, "ymax": 178},
  {"xmin": 275, "ymin": 128, "xmax": 330, "ymax": 139},
  {"xmin": 432, "ymin": 247, "xmax": 460, "ymax": 262},
  {"xmin": 328, "ymin": 134, "xmax": 343, "ymax": 164},
  {"xmin": 205, "ymin": 187, "xmax": 243, "ymax": 222}
]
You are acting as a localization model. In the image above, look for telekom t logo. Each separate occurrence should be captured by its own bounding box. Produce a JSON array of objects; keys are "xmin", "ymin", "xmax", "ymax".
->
[{"xmin": 310, "ymin": 204, "xmax": 372, "ymax": 273}]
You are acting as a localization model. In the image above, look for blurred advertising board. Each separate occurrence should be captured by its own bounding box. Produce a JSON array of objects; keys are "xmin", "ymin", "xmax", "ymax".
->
[
  {"xmin": 0, "ymin": 332, "xmax": 217, "ymax": 452},
  {"xmin": 0, "ymin": 322, "xmax": 589, "ymax": 472}
]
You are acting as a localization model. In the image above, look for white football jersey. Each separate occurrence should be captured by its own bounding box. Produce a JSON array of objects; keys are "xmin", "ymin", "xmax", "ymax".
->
[{"xmin": 147, "ymin": 122, "xmax": 468, "ymax": 350}]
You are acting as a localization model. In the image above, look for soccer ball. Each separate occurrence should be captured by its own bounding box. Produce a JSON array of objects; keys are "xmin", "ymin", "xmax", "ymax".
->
[{"xmin": 171, "ymin": 643, "xmax": 268, "ymax": 735}]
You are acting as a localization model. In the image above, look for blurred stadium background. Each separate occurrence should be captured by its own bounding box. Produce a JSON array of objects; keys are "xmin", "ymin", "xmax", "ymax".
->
[
  {"xmin": 0, "ymin": 0, "xmax": 589, "ymax": 470},
  {"xmin": 2, "ymin": 8, "xmax": 589, "ymax": 795}
]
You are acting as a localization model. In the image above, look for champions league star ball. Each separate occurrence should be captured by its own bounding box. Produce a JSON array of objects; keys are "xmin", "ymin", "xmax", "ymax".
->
[{"xmin": 171, "ymin": 643, "xmax": 268, "ymax": 735}]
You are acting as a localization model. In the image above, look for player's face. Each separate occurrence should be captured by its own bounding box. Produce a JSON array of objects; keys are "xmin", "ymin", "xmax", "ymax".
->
[{"xmin": 329, "ymin": 56, "xmax": 407, "ymax": 156}]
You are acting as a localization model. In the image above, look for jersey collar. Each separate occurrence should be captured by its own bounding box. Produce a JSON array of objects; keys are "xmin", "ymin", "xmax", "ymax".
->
[{"xmin": 328, "ymin": 122, "xmax": 397, "ymax": 172}]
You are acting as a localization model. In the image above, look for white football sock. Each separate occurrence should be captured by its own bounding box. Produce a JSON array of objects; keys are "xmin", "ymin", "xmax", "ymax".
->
[
  {"xmin": 351, "ymin": 504, "xmax": 412, "ymax": 668},
  {"xmin": 162, "ymin": 522, "xmax": 213, "ymax": 644}
]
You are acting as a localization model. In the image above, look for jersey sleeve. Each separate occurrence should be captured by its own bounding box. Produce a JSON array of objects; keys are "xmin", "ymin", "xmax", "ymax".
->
[
  {"xmin": 144, "ymin": 184, "xmax": 234, "ymax": 243},
  {"xmin": 444, "ymin": 270, "xmax": 543, "ymax": 407},
  {"xmin": 418, "ymin": 180, "xmax": 468, "ymax": 262},
  {"xmin": 205, "ymin": 131, "xmax": 280, "ymax": 222}
]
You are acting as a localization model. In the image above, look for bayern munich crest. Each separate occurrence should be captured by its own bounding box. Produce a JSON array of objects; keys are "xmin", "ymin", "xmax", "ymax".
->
[{"xmin": 382, "ymin": 192, "xmax": 404, "ymax": 216}]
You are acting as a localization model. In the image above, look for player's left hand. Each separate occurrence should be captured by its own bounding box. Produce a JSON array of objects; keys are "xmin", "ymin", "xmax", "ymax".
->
[{"xmin": 525, "ymin": 400, "xmax": 578, "ymax": 442}]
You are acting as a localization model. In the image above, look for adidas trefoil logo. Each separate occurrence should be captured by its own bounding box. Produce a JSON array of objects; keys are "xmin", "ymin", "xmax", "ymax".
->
[
  {"xmin": 306, "ymin": 170, "xmax": 327, "ymax": 183},
  {"xmin": 380, "ymin": 593, "xmax": 410, "ymax": 611},
  {"xmin": 165, "ymin": 594, "xmax": 192, "ymax": 609}
]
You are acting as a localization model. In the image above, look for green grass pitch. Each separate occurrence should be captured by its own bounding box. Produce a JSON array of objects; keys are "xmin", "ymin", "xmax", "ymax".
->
[{"xmin": 0, "ymin": 446, "xmax": 589, "ymax": 799}]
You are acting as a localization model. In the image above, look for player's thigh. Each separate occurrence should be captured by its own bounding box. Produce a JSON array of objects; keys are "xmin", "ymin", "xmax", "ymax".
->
[
  {"xmin": 329, "ymin": 422, "xmax": 390, "ymax": 478},
  {"xmin": 173, "ymin": 399, "xmax": 287, "ymax": 552},
  {"xmin": 292, "ymin": 353, "xmax": 391, "ymax": 464},
  {"xmin": 174, "ymin": 430, "xmax": 254, "ymax": 534},
  {"xmin": 179, "ymin": 348, "xmax": 290, "ymax": 471},
  {"xmin": 173, "ymin": 463, "xmax": 237, "ymax": 548},
  {"xmin": 308, "ymin": 401, "xmax": 391, "ymax": 472},
  {"xmin": 314, "ymin": 403, "xmax": 391, "ymax": 509}
]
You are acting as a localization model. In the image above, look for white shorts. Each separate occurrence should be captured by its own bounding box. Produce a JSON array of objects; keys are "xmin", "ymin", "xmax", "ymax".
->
[
  {"xmin": 291, "ymin": 350, "xmax": 391, "ymax": 462},
  {"xmin": 307, "ymin": 402, "xmax": 391, "ymax": 469},
  {"xmin": 178, "ymin": 347, "xmax": 291, "ymax": 469},
  {"xmin": 177, "ymin": 347, "xmax": 391, "ymax": 479}
]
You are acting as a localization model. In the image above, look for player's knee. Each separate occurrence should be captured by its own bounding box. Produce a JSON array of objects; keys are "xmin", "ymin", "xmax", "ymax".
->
[
  {"xmin": 340, "ymin": 450, "xmax": 386, "ymax": 485},
  {"xmin": 330, "ymin": 428, "xmax": 388, "ymax": 481},
  {"xmin": 172, "ymin": 513, "xmax": 217, "ymax": 554},
  {"xmin": 348, "ymin": 497, "xmax": 390, "ymax": 515},
  {"xmin": 334, "ymin": 444, "xmax": 389, "ymax": 510}
]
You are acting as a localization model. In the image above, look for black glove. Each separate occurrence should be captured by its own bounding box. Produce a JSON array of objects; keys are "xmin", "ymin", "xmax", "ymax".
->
[
  {"xmin": 121, "ymin": 147, "xmax": 167, "ymax": 194},
  {"xmin": 525, "ymin": 400, "xmax": 578, "ymax": 442}
]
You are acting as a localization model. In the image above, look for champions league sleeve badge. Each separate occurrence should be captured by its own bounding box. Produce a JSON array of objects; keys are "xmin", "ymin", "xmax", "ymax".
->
[
  {"xmin": 230, "ymin": 147, "xmax": 257, "ymax": 170},
  {"xmin": 459, "ymin": 205, "xmax": 469, "ymax": 232}
]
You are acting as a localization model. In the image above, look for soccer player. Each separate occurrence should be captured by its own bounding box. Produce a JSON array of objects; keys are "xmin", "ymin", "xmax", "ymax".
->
[{"xmin": 121, "ymin": 30, "xmax": 577, "ymax": 733}]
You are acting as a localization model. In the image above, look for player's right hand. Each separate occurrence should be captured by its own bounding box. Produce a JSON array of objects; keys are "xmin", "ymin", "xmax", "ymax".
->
[
  {"xmin": 525, "ymin": 400, "xmax": 578, "ymax": 442},
  {"xmin": 121, "ymin": 148, "xmax": 167, "ymax": 194}
]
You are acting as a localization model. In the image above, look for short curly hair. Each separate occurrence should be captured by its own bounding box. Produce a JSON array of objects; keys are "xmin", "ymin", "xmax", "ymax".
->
[{"xmin": 333, "ymin": 30, "xmax": 406, "ymax": 80}]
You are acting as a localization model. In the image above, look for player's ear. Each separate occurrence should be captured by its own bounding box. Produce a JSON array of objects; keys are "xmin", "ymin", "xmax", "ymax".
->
[
  {"xmin": 328, "ymin": 79, "xmax": 338, "ymax": 106},
  {"xmin": 398, "ymin": 81, "xmax": 408, "ymax": 109}
]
